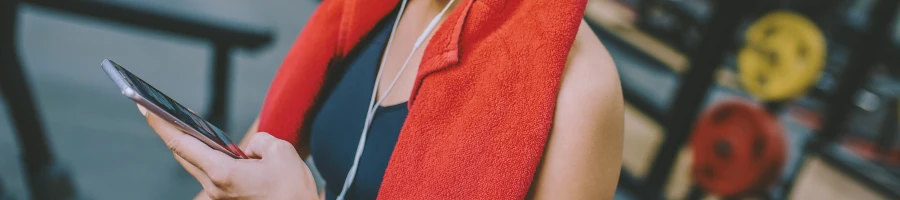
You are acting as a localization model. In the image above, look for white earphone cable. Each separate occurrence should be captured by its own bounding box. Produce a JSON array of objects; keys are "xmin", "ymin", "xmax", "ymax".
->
[{"xmin": 335, "ymin": 0, "xmax": 455, "ymax": 199}]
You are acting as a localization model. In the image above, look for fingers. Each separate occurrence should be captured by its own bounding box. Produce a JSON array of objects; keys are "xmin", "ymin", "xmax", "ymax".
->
[
  {"xmin": 137, "ymin": 104, "xmax": 232, "ymax": 198},
  {"xmin": 137, "ymin": 104, "xmax": 149, "ymax": 116},
  {"xmin": 142, "ymin": 104, "xmax": 232, "ymax": 173},
  {"xmin": 174, "ymin": 153, "xmax": 213, "ymax": 186},
  {"xmin": 175, "ymin": 153, "xmax": 232, "ymax": 197},
  {"xmin": 245, "ymin": 132, "xmax": 296, "ymax": 159}
]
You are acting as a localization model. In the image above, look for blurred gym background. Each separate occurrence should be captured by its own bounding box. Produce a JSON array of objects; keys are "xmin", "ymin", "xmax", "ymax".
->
[{"xmin": 1, "ymin": 0, "xmax": 898, "ymax": 199}]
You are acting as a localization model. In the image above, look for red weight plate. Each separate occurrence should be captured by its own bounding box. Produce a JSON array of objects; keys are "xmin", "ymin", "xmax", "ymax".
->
[{"xmin": 690, "ymin": 99, "xmax": 787, "ymax": 197}]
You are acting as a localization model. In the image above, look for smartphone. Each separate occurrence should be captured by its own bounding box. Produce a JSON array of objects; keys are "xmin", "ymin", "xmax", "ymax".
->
[{"xmin": 101, "ymin": 59, "xmax": 248, "ymax": 159}]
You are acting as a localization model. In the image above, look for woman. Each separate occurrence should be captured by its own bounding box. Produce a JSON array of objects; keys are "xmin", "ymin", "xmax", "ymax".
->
[{"xmin": 141, "ymin": 0, "xmax": 623, "ymax": 199}]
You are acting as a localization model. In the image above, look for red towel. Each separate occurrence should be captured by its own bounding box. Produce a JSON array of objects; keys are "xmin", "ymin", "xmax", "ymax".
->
[{"xmin": 258, "ymin": 0, "xmax": 585, "ymax": 198}]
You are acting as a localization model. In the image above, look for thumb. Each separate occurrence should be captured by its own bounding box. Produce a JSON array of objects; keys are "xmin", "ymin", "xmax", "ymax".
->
[{"xmin": 245, "ymin": 132, "xmax": 296, "ymax": 159}]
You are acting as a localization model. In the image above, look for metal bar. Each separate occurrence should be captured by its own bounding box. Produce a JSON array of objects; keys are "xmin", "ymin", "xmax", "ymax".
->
[
  {"xmin": 636, "ymin": 0, "xmax": 651, "ymax": 27},
  {"xmin": 584, "ymin": 18, "xmax": 671, "ymax": 123},
  {"xmin": 645, "ymin": 0, "xmax": 752, "ymax": 191},
  {"xmin": 584, "ymin": 18, "xmax": 680, "ymax": 74},
  {"xmin": 205, "ymin": 44, "xmax": 232, "ymax": 130},
  {"xmin": 0, "ymin": 180, "xmax": 8, "ymax": 200},
  {"xmin": 814, "ymin": 0, "xmax": 899, "ymax": 147},
  {"xmin": 685, "ymin": 185, "xmax": 706, "ymax": 200},
  {"xmin": 622, "ymin": 84, "xmax": 668, "ymax": 124},
  {"xmin": 780, "ymin": 0, "xmax": 900, "ymax": 197},
  {"xmin": 617, "ymin": 168, "xmax": 664, "ymax": 200},
  {"xmin": 817, "ymin": 144, "xmax": 900, "ymax": 199},
  {"xmin": 22, "ymin": 0, "xmax": 272, "ymax": 50},
  {"xmin": 875, "ymin": 99, "xmax": 897, "ymax": 159},
  {"xmin": 1, "ymin": 0, "xmax": 52, "ymax": 183},
  {"xmin": 1, "ymin": 0, "xmax": 76, "ymax": 199}
]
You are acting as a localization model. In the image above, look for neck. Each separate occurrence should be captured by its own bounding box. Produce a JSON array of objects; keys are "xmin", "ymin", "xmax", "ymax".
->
[
  {"xmin": 426, "ymin": 0, "xmax": 460, "ymax": 17},
  {"xmin": 401, "ymin": 0, "xmax": 459, "ymax": 36}
]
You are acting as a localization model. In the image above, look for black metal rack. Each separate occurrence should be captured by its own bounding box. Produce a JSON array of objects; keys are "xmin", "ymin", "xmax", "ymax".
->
[
  {"xmin": 0, "ymin": 0, "xmax": 273, "ymax": 198},
  {"xmin": 643, "ymin": 0, "xmax": 753, "ymax": 192},
  {"xmin": 781, "ymin": 0, "xmax": 900, "ymax": 198},
  {"xmin": 588, "ymin": 0, "xmax": 900, "ymax": 199}
]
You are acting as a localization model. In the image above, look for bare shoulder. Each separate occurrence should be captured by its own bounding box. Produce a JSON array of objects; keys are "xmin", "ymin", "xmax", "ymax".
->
[
  {"xmin": 528, "ymin": 19, "xmax": 623, "ymax": 199},
  {"xmin": 555, "ymin": 19, "xmax": 623, "ymax": 124},
  {"xmin": 563, "ymin": 19, "xmax": 620, "ymax": 99},
  {"xmin": 552, "ymin": 19, "xmax": 623, "ymax": 154}
]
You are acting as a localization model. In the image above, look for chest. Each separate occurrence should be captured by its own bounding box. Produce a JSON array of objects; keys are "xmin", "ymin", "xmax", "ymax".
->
[
  {"xmin": 375, "ymin": 0, "xmax": 451, "ymax": 106},
  {"xmin": 258, "ymin": 0, "xmax": 584, "ymax": 198}
]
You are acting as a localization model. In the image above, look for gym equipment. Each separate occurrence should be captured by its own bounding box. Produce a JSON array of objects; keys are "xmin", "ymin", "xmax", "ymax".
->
[
  {"xmin": 738, "ymin": 11, "xmax": 827, "ymax": 101},
  {"xmin": 589, "ymin": 0, "xmax": 900, "ymax": 198},
  {"xmin": 634, "ymin": 0, "xmax": 712, "ymax": 52},
  {"xmin": 690, "ymin": 100, "xmax": 787, "ymax": 197}
]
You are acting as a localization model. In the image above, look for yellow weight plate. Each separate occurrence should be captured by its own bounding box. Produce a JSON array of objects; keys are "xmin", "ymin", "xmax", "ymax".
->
[{"xmin": 738, "ymin": 11, "xmax": 826, "ymax": 101}]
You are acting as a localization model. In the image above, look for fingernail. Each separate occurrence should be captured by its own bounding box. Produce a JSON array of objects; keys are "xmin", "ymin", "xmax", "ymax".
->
[{"xmin": 136, "ymin": 104, "xmax": 148, "ymax": 116}]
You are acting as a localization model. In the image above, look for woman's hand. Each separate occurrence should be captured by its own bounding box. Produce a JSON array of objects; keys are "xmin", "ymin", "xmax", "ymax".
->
[{"xmin": 138, "ymin": 105, "xmax": 318, "ymax": 200}]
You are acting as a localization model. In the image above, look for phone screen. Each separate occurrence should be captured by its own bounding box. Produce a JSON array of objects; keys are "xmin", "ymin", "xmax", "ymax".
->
[{"xmin": 109, "ymin": 62, "xmax": 246, "ymax": 158}]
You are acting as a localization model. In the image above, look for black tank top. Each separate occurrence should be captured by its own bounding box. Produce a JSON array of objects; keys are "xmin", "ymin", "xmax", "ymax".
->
[{"xmin": 308, "ymin": 7, "xmax": 405, "ymax": 200}]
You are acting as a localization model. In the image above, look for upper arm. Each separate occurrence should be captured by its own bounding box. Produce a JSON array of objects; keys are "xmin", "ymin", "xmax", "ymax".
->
[{"xmin": 529, "ymin": 19, "xmax": 624, "ymax": 199}]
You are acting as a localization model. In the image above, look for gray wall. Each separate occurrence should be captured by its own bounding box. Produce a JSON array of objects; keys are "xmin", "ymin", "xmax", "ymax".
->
[{"xmin": 0, "ymin": 1, "xmax": 318, "ymax": 199}]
